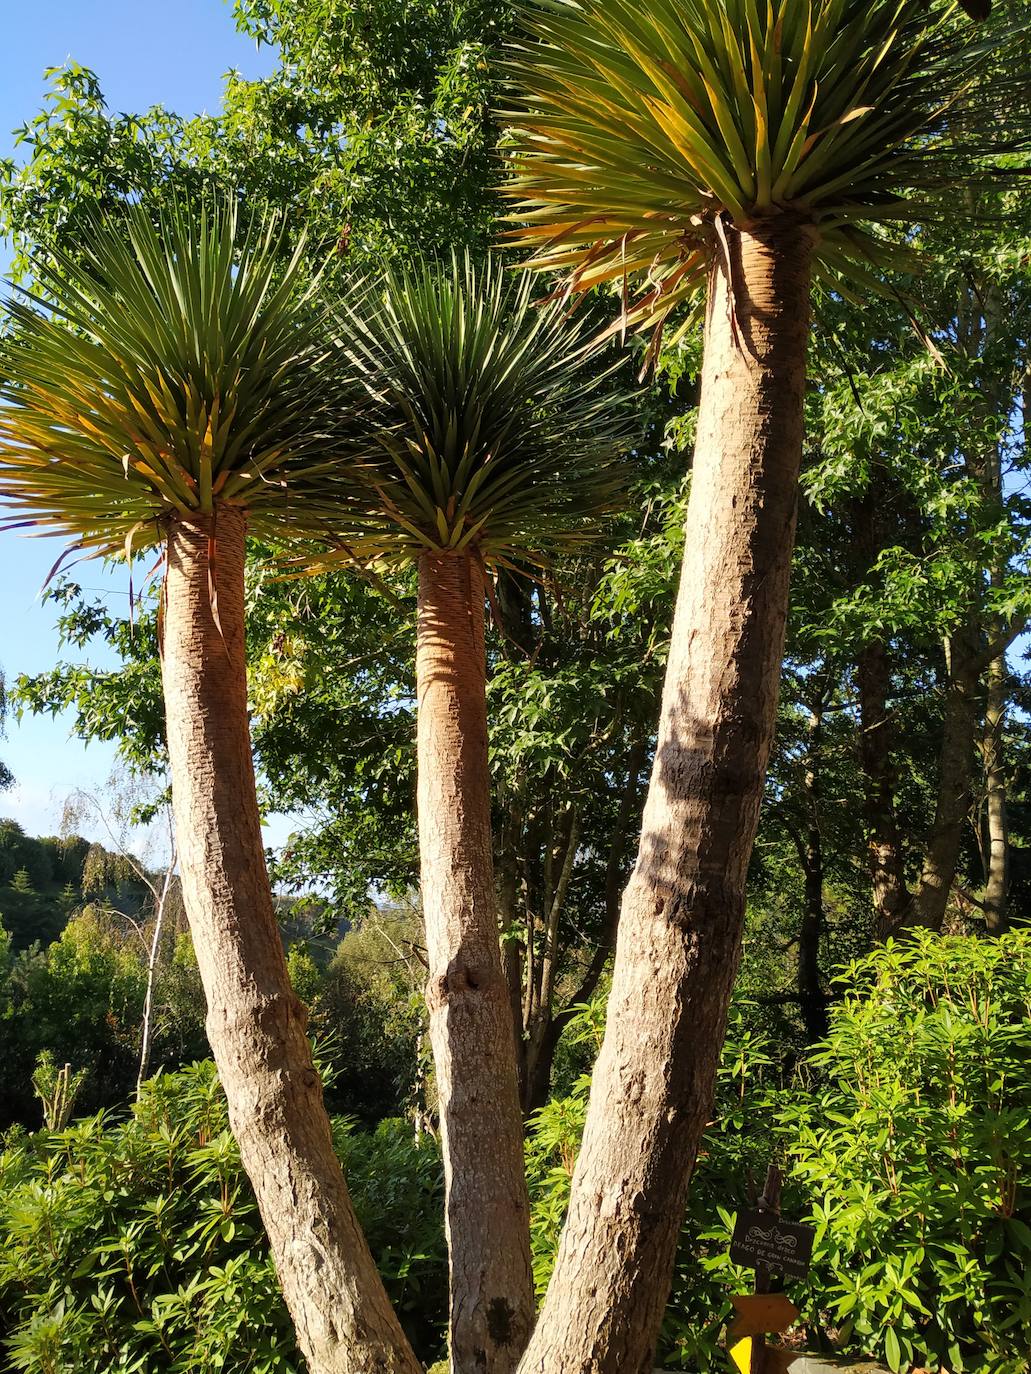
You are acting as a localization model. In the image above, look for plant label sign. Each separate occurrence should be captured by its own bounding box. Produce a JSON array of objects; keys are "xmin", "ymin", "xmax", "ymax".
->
[{"xmin": 730, "ymin": 1209, "xmax": 814, "ymax": 1280}]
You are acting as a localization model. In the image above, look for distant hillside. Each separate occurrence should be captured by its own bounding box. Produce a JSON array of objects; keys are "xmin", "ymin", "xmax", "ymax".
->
[{"xmin": 0, "ymin": 818, "xmax": 154, "ymax": 950}]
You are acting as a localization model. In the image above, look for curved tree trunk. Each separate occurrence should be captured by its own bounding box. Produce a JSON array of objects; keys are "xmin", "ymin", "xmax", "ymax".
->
[
  {"xmin": 162, "ymin": 509, "xmax": 420, "ymax": 1374},
  {"xmin": 416, "ymin": 551, "xmax": 534, "ymax": 1374},
  {"xmin": 518, "ymin": 222, "xmax": 813, "ymax": 1374}
]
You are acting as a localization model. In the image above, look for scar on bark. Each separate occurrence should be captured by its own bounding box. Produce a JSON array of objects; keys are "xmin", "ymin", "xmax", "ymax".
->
[
  {"xmin": 432, "ymin": 959, "xmax": 484, "ymax": 1004},
  {"xmin": 486, "ymin": 1297, "xmax": 515, "ymax": 1345}
]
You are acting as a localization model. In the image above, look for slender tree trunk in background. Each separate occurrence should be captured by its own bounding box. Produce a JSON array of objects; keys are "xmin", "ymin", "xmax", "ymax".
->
[
  {"xmin": 795, "ymin": 705, "xmax": 828, "ymax": 1043},
  {"xmin": 982, "ymin": 644, "xmax": 1010, "ymax": 933},
  {"xmin": 898, "ymin": 275, "xmax": 1013, "ymax": 936},
  {"xmin": 518, "ymin": 222, "xmax": 813, "ymax": 1374},
  {"xmin": 522, "ymin": 740, "xmax": 647, "ymax": 1117},
  {"xmin": 496, "ymin": 568, "xmax": 536, "ymax": 1092},
  {"xmin": 978, "ymin": 383, "xmax": 1010, "ymax": 935},
  {"xmin": 797, "ymin": 838, "xmax": 827, "ymax": 1040},
  {"xmin": 136, "ymin": 855, "xmax": 175, "ymax": 1099},
  {"xmin": 416, "ymin": 551, "xmax": 534, "ymax": 1374},
  {"xmin": 904, "ymin": 624, "xmax": 982, "ymax": 932},
  {"xmin": 523, "ymin": 805, "xmax": 579, "ymax": 1113},
  {"xmin": 856, "ymin": 639, "xmax": 912, "ymax": 935},
  {"xmin": 162, "ymin": 509, "xmax": 420, "ymax": 1374},
  {"xmin": 497, "ymin": 801, "xmax": 529, "ymax": 1101}
]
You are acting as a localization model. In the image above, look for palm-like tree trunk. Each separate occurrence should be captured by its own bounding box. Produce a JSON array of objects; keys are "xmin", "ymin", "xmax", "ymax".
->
[
  {"xmin": 518, "ymin": 222, "xmax": 813, "ymax": 1374},
  {"xmin": 162, "ymin": 508, "xmax": 420, "ymax": 1374},
  {"xmin": 416, "ymin": 551, "xmax": 534, "ymax": 1374}
]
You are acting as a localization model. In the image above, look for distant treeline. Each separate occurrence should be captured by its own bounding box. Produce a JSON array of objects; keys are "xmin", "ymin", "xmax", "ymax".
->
[{"xmin": 0, "ymin": 818, "xmax": 154, "ymax": 950}]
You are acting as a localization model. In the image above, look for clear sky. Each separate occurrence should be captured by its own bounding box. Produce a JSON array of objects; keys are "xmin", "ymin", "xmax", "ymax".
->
[{"xmin": 0, "ymin": 2, "xmax": 279, "ymax": 846}]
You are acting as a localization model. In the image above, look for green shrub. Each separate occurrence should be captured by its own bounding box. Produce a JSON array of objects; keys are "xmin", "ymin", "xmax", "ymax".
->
[
  {"xmin": 785, "ymin": 932, "xmax": 1031, "ymax": 1374},
  {"xmin": 528, "ymin": 932, "xmax": 1031, "ymax": 1374},
  {"xmin": 0, "ymin": 1061, "xmax": 446, "ymax": 1373},
  {"xmin": 4, "ymin": 934, "xmax": 1028, "ymax": 1374}
]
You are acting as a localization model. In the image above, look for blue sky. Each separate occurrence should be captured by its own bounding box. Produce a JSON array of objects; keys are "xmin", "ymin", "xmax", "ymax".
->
[{"xmin": 0, "ymin": 2, "xmax": 279, "ymax": 846}]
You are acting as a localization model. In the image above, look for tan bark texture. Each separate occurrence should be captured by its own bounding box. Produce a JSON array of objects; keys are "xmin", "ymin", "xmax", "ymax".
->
[
  {"xmin": 162, "ymin": 508, "xmax": 421, "ymax": 1374},
  {"xmin": 416, "ymin": 551, "xmax": 534, "ymax": 1374},
  {"xmin": 517, "ymin": 221, "xmax": 813, "ymax": 1374}
]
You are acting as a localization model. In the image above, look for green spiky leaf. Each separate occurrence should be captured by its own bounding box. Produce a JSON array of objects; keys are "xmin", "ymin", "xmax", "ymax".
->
[
  {"xmin": 315, "ymin": 253, "xmax": 637, "ymax": 564},
  {"xmin": 503, "ymin": 0, "xmax": 1023, "ymax": 332}
]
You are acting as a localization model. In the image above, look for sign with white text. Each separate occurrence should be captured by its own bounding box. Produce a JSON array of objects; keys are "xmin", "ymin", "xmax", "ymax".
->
[{"xmin": 729, "ymin": 1209, "xmax": 815, "ymax": 1280}]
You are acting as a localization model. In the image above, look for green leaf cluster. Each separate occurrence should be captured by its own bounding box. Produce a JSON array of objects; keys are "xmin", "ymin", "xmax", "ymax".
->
[
  {"xmin": 526, "ymin": 931, "xmax": 1031, "ymax": 1373},
  {"xmin": 0, "ymin": 1061, "xmax": 447, "ymax": 1372}
]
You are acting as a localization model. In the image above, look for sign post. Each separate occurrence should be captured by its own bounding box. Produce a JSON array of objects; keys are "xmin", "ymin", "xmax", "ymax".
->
[{"xmin": 725, "ymin": 1164, "xmax": 814, "ymax": 1374}]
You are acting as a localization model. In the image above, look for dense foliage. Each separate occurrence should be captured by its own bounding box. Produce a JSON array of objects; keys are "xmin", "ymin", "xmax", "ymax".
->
[
  {"xmin": 0, "ymin": 819, "xmax": 153, "ymax": 952},
  {"xmin": 3, "ymin": 934, "xmax": 1027, "ymax": 1374},
  {"xmin": 0, "ymin": 1064, "xmax": 446, "ymax": 1372},
  {"xmin": 531, "ymin": 933, "xmax": 1031, "ymax": 1374}
]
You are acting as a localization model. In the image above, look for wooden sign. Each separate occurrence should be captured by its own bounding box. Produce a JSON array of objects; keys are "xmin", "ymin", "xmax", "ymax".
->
[
  {"xmin": 727, "ymin": 1293, "xmax": 800, "ymax": 1344},
  {"xmin": 730, "ymin": 1207, "xmax": 815, "ymax": 1280}
]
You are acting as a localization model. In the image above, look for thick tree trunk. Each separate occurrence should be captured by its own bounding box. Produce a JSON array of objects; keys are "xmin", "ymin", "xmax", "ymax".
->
[
  {"xmin": 518, "ymin": 222, "xmax": 813, "ymax": 1374},
  {"xmin": 982, "ymin": 647, "xmax": 1009, "ymax": 934},
  {"xmin": 162, "ymin": 509, "xmax": 420, "ymax": 1374},
  {"xmin": 416, "ymin": 551, "xmax": 534, "ymax": 1374},
  {"xmin": 856, "ymin": 639, "xmax": 912, "ymax": 935}
]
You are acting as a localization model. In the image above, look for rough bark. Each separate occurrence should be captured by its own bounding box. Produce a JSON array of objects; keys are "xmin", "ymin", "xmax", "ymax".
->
[
  {"xmin": 416, "ymin": 551, "xmax": 534, "ymax": 1374},
  {"xmin": 162, "ymin": 509, "xmax": 420, "ymax": 1374},
  {"xmin": 518, "ymin": 221, "xmax": 813, "ymax": 1374}
]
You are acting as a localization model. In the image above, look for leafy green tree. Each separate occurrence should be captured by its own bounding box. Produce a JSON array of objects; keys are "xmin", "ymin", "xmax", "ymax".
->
[
  {"xmin": 0, "ymin": 1, "xmax": 511, "ymax": 282},
  {"xmin": 318, "ymin": 908, "xmax": 428, "ymax": 1125},
  {"xmin": 0, "ymin": 1062, "xmax": 448, "ymax": 1372},
  {"xmin": 529, "ymin": 933, "xmax": 1031, "ymax": 1374}
]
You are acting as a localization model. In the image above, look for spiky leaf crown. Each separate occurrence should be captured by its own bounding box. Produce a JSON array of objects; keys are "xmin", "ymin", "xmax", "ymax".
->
[
  {"xmin": 503, "ymin": 0, "xmax": 1018, "ymax": 334},
  {"xmin": 0, "ymin": 201, "xmax": 351, "ymax": 562},
  {"xmin": 319, "ymin": 253, "xmax": 636, "ymax": 565}
]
